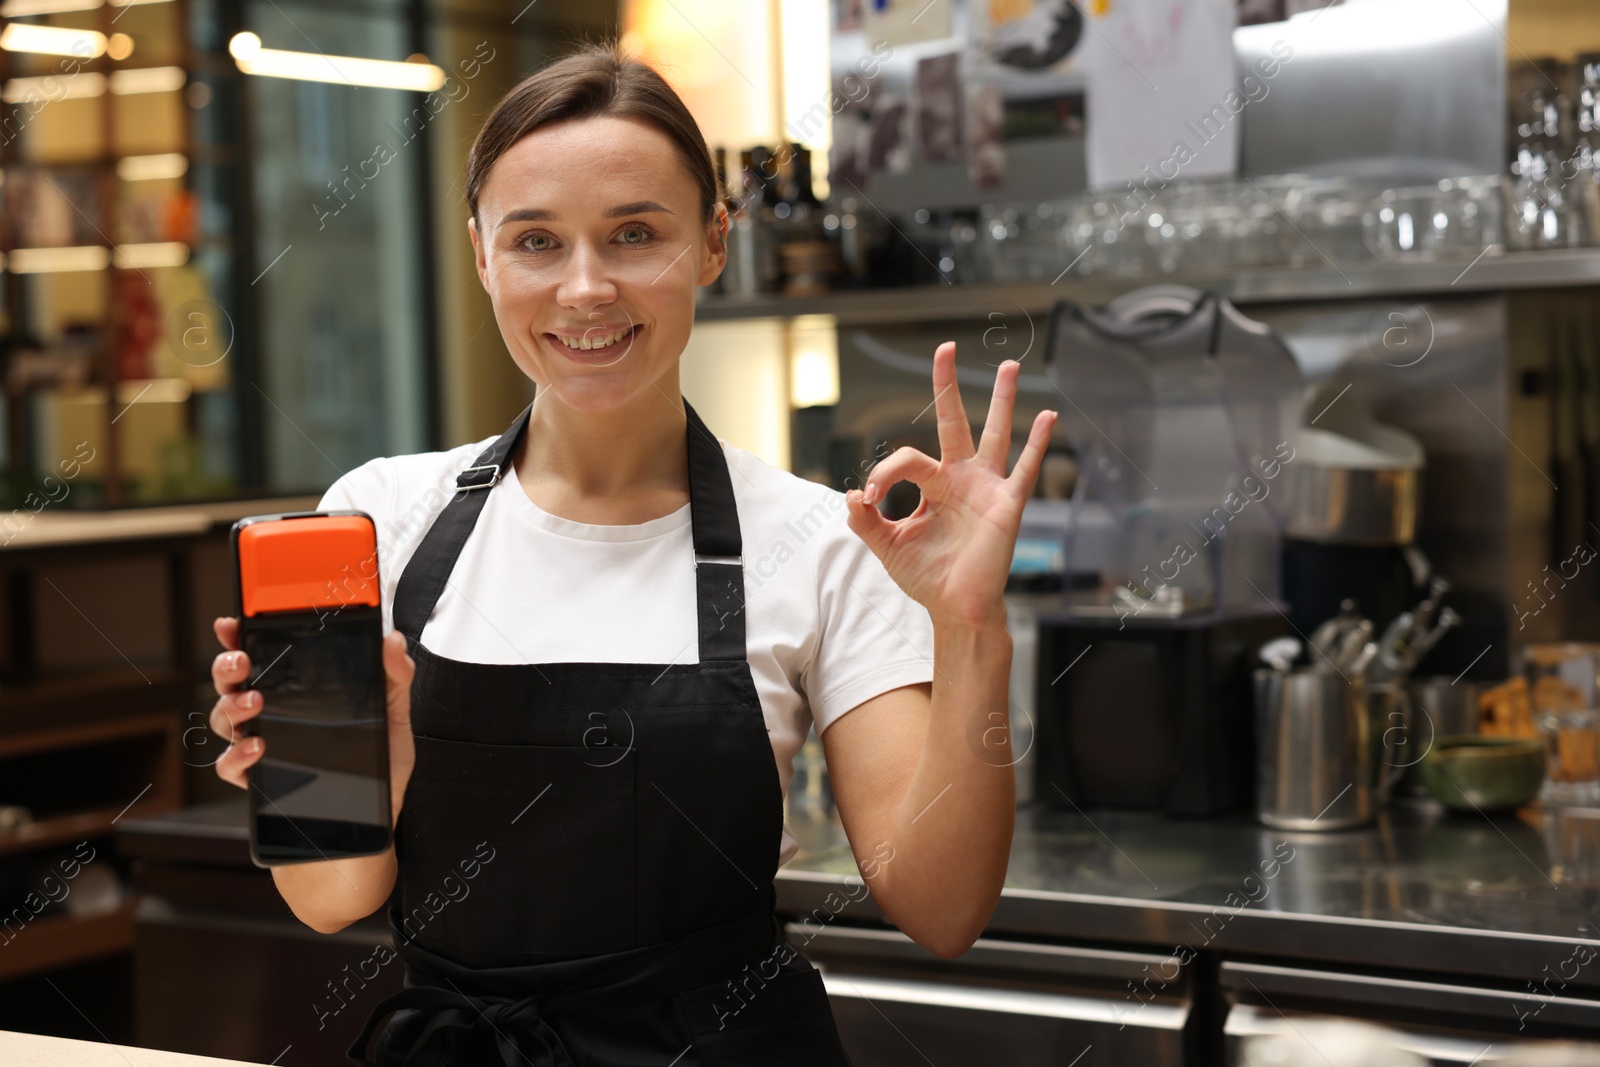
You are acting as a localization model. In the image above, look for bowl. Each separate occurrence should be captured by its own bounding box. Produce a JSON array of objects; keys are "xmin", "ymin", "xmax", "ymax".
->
[{"xmin": 1420, "ymin": 734, "xmax": 1545, "ymax": 813}]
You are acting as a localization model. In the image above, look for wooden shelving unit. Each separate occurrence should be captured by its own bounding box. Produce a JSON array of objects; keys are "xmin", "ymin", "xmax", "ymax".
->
[
  {"xmin": 0, "ymin": 898, "xmax": 137, "ymax": 984},
  {"xmin": 0, "ymin": 521, "xmax": 194, "ymax": 988},
  {"xmin": 0, "ymin": 0, "xmax": 210, "ymax": 509}
]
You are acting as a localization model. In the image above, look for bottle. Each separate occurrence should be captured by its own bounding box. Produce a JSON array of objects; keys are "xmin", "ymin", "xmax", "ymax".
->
[{"xmin": 724, "ymin": 147, "xmax": 781, "ymax": 294}]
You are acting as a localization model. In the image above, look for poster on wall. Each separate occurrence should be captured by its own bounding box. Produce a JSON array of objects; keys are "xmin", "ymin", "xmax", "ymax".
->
[
  {"xmin": 867, "ymin": 94, "xmax": 912, "ymax": 175},
  {"xmin": 1082, "ymin": 0, "xmax": 1240, "ymax": 190},
  {"xmin": 915, "ymin": 52, "xmax": 966, "ymax": 164},
  {"xmin": 862, "ymin": 0, "xmax": 954, "ymax": 47},
  {"xmin": 829, "ymin": 107, "xmax": 873, "ymax": 193},
  {"xmin": 969, "ymin": 0, "xmax": 1088, "ymax": 83},
  {"xmin": 968, "ymin": 83, "xmax": 1007, "ymax": 187}
]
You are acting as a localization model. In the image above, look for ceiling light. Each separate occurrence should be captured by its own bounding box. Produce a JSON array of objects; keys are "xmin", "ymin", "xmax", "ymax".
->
[
  {"xmin": 0, "ymin": 0, "xmax": 102, "ymax": 14},
  {"xmin": 9, "ymin": 246, "xmax": 111, "ymax": 273},
  {"xmin": 106, "ymin": 33, "xmax": 133, "ymax": 61},
  {"xmin": 114, "ymin": 241, "xmax": 188, "ymax": 268},
  {"xmin": 0, "ymin": 23, "xmax": 107, "ymax": 58},
  {"xmin": 117, "ymin": 152, "xmax": 187, "ymax": 181},
  {"xmin": 108, "ymin": 65, "xmax": 184, "ymax": 93},
  {"xmin": 1, "ymin": 72, "xmax": 107, "ymax": 102},
  {"xmin": 228, "ymin": 31, "xmax": 446, "ymax": 92}
]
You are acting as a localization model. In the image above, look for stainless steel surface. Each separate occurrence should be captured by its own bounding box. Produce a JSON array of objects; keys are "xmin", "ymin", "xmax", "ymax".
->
[
  {"xmin": 1235, "ymin": 0, "xmax": 1506, "ymax": 181},
  {"xmin": 1227, "ymin": 1004, "xmax": 1511, "ymax": 1066},
  {"xmin": 693, "ymin": 250, "xmax": 1600, "ymax": 325},
  {"xmin": 1410, "ymin": 677, "xmax": 1482, "ymax": 737},
  {"xmin": 794, "ymin": 923, "xmax": 1172, "ymax": 984},
  {"xmin": 1284, "ymin": 465, "xmax": 1421, "ymax": 544},
  {"xmin": 1225, "ymin": 960, "xmax": 1600, "ymax": 1031},
  {"xmin": 827, "ymin": 0, "xmax": 1505, "ymax": 214},
  {"xmin": 799, "ymin": 923, "xmax": 1189, "ymax": 1066},
  {"xmin": 1254, "ymin": 668, "xmax": 1410, "ymax": 830},
  {"xmin": 1223, "ymin": 961, "xmax": 1600, "ymax": 1065},
  {"xmin": 777, "ymin": 801, "xmax": 1600, "ymax": 992}
]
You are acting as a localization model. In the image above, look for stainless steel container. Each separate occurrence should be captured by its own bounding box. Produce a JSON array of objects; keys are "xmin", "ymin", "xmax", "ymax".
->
[
  {"xmin": 1254, "ymin": 668, "xmax": 1412, "ymax": 830},
  {"xmin": 1284, "ymin": 464, "xmax": 1421, "ymax": 545},
  {"xmin": 1394, "ymin": 676, "xmax": 1481, "ymax": 795}
]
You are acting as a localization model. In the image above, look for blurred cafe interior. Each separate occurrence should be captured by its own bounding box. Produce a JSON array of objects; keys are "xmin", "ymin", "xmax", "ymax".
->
[{"xmin": 4, "ymin": 0, "xmax": 1600, "ymax": 1064}]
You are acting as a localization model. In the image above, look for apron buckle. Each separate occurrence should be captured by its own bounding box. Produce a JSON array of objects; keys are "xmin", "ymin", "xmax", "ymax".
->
[{"xmin": 456, "ymin": 464, "xmax": 503, "ymax": 492}]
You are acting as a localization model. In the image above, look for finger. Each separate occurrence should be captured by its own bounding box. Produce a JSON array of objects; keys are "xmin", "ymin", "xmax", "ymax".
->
[
  {"xmin": 863, "ymin": 446, "xmax": 941, "ymax": 505},
  {"xmin": 209, "ymin": 690, "xmax": 262, "ymax": 744},
  {"xmin": 845, "ymin": 487, "xmax": 896, "ymax": 560},
  {"xmin": 214, "ymin": 616, "xmax": 239, "ymax": 652},
  {"xmin": 976, "ymin": 359, "xmax": 1020, "ymax": 470},
  {"xmin": 215, "ymin": 736, "xmax": 265, "ymax": 790},
  {"xmin": 383, "ymin": 631, "xmax": 415, "ymax": 727},
  {"xmin": 1007, "ymin": 409, "xmax": 1059, "ymax": 498},
  {"xmin": 930, "ymin": 342, "xmax": 975, "ymax": 462},
  {"xmin": 212, "ymin": 647, "xmax": 251, "ymax": 697}
]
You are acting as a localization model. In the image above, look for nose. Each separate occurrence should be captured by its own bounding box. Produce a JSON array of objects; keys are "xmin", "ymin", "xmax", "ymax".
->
[{"xmin": 555, "ymin": 239, "xmax": 617, "ymax": 312}]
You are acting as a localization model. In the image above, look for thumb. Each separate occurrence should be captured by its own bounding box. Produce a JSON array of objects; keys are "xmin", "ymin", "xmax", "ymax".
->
[{"xmin": 383, "ymin": 629, "xmax": 415, "ymax": 728}]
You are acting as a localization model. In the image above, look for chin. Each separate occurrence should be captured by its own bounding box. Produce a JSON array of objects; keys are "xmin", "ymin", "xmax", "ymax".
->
[{"xmin": 531, "ymin": 362, "xmax": 669, "ymax": 417}]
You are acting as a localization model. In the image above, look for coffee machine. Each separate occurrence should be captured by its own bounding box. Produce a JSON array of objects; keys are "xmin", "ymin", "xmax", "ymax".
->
[{"xmin": 1279, "ymin": 378, "xmax": 1432, "ymax": 637}]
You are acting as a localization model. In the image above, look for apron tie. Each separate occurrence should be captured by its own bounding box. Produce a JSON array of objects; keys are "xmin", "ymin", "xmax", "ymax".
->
[{"xmin": 353, "ymin": 985, "xmax": 575, "ymax": 1067}]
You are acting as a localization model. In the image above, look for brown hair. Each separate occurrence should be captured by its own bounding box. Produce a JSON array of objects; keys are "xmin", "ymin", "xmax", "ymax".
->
[{"xmin": 466, "ymin": 41, "xmax": 719, "ymax": 227}]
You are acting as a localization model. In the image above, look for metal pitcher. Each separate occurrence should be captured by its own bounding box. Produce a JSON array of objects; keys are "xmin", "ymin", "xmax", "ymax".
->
[{"xmin": 1254, "ymin": 668, "xmax": 1413, "ymax": 831}]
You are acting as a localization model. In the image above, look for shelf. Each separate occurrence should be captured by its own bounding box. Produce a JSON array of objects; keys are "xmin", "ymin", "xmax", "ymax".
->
[
  {"xmin": 0, "ymin": 702, "xmax": 179, "ymax": 761},
  {"xmin": 0, "ymin": 494, "xmax": 322, "ymax": 551},
  {"xmin": 693, "ymin": 247, "xmax": 1600, "ymax": 325},
  {"xmin": 0, "ymin": 796, "xmax": 176, "ymax": 858},
  {"xmin": 0, "ymin": 897, "xmax": 137, "ymax": 983}
]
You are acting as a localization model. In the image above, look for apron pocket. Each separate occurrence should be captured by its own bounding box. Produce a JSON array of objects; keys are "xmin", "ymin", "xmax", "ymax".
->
[{"xmin": 398, "ymin": 733, "xmax": 637, "ymax": 961}]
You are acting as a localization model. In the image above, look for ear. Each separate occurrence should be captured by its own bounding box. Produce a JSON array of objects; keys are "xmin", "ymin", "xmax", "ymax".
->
[
  {"xmin": 468, "ymin": 214, "xmax": 490, "ymax": 292},
  {"xmin": 696, "ymin": 201, "xmax": 729, "ymax": 288}
]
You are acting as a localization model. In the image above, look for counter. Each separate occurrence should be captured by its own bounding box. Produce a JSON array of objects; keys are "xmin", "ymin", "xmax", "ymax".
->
[
  {"xmin": 117, "ymin": 795, "xmax": 1600, "ymax": 992},
  {"xmin": 110, "ymin": 797, "xmax": 1600, "ymax": 1064},
  {"xmin": 780, "ymin": 798, "xmax": 1600, "ymax": 993},
  {"xmin": 0, "ymin": 1030, "xmax": 266, "ymax": 1066}
]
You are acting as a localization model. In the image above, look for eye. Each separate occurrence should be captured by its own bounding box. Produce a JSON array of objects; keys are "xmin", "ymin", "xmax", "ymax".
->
[
  {"xmin": 617, "ymin": 224, "xmax": 654, "ymax": 246},
  {"xmin": 518, "ymin": 232, "xmax": 557, "ymax": 253}
]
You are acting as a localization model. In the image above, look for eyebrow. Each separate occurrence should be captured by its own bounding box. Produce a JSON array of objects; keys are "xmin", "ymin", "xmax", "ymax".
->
[{"xmin": 497, "ymin": 201, "xmax": 674, "ymax": 228}]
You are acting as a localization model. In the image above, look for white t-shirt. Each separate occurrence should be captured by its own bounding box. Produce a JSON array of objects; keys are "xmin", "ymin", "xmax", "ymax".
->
[{"xmin": 316, "ymin": 431, "xmax": 937, "ymax": 867}]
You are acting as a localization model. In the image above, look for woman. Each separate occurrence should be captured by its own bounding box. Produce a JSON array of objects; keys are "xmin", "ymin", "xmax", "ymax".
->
[{"xmin": 208, "ymin": 41, "xmax": 1057, "ymax": 1067}]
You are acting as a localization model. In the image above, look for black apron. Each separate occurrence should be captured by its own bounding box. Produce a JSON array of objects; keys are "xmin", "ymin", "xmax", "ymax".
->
[{"xmin": 347, "ymin": 401, "xmax": 853, "ymax": 1067}]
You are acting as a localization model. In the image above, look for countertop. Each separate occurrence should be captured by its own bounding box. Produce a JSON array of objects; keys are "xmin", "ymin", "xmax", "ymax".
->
[
  {"xmin": 780, "ymin": 798, "xmax": 1600, "ymax": 991},
  {"xmin": 0, "ymin": 1030, "xmax": 267, "ymax": 1066},
  {"xmin": 0, "ymin": 495, "xmax": 321, "ymax": 551},
  {"xmin": 116, "ymin": 796, "xmax": 1600, "ymax": 993}
]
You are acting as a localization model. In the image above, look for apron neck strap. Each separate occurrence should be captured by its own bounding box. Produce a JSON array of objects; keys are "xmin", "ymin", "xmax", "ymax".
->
[{"xmin": 391, "ymin": 400, "xmax": 747, "ymax": 663}]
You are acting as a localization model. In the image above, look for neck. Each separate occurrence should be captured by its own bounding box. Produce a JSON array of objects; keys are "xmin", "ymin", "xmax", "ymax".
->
[{"xmin": 514, "ymin": 380, "xmax": 691, "ymax": 523}]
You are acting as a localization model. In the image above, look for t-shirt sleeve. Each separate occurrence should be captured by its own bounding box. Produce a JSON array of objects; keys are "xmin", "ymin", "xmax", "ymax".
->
[{"xmin": 803, "ymin": 492, "xmax": 937, "ymax": 735}]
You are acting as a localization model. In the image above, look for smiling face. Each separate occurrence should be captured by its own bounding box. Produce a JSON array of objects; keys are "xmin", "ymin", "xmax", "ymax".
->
[{"xmin": 468, "ymin": 115, "xmax": 727, "ymax": 414}]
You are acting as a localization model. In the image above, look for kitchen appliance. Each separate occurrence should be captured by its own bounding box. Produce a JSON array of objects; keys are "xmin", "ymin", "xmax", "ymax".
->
[
  {"xmin": 1280, "ymin": 380, "xmax": 1431, "ymax": 638},
  {"xmin": 1035, "ymin": 606, "xmax": 1290, "ymax": 816},
  {"xmin": 1253, "ymin": 668, "xmax": 1412, "ymax": 830},
  {"xmin": 1034, "ymin": 287, "xmax": 1300, "ymax": 816},
  {"xmin": 1046, "ymin": 286, "xmax": 1304, "ymax": 621}
]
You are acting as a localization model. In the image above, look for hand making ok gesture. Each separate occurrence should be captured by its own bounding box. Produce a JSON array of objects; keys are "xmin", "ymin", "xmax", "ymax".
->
[{"xmin": 845, "ymin": 341, "xmax": 1059, "ymax": 630}]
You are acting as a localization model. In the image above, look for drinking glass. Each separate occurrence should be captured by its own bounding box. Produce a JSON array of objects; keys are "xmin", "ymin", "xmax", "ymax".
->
[{"xmin": 1523, "ymin": 642, "xmax": 1600, "ymax": 805}]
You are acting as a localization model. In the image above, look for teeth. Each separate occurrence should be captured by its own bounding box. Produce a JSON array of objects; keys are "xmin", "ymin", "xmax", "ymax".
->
[{"xmin": 557, "ymin": 326, "xmax": 633, "ymax": 351}]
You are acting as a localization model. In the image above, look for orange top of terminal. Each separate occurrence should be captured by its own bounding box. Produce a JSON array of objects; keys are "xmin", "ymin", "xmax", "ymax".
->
[{"xmin": 237, "ymin": 515, "xmax": 380, "ymax": 616}]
